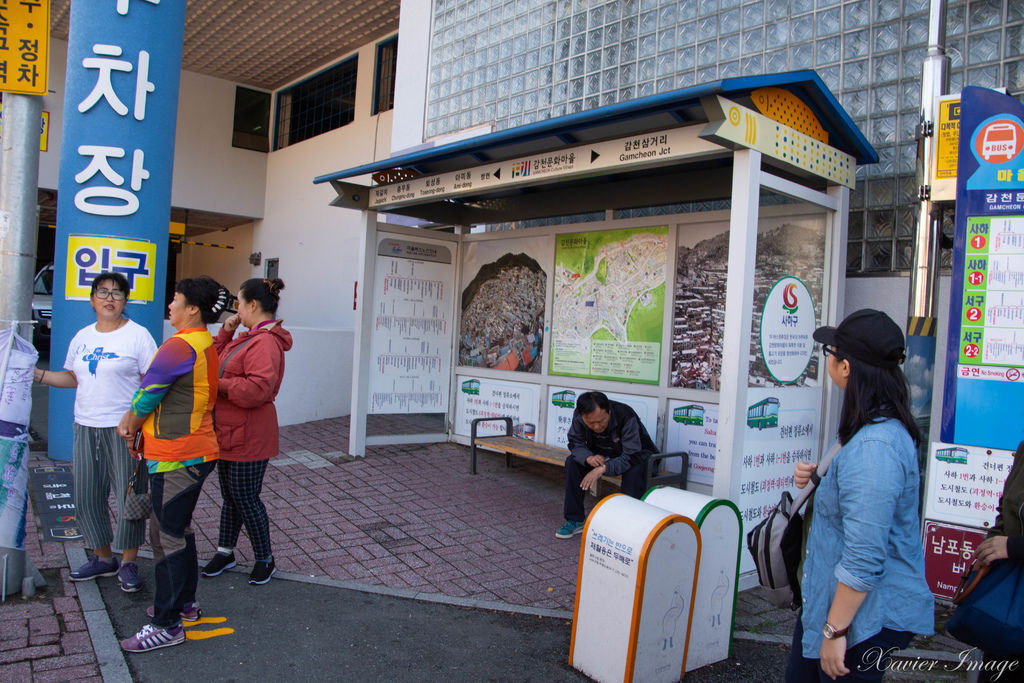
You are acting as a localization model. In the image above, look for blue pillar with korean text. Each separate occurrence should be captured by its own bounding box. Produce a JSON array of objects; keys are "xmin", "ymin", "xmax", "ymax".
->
[
  {"xmin": 941, "ymin": 87, "xmax": 1024, "ymax": 451},
  {"xmin": 49, "ymin": 0, "xmax": 186, "ymax": 460}
]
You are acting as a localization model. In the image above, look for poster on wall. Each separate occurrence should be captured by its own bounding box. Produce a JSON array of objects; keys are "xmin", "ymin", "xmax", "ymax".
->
[
  {"xmin": 671, "ymin": 214, "xmax": 824, "ymax": 390},
  {"xmin": 672, "ymin": 221, "xmax": 729, "ymax": 389},
  {"xmin": 453, "ymin": 376, "xmax": 540, "ymax": 439},
  {"xmin": 368, "ymin": 238, "xmax": 454, "ymax": 415},
  {"xmin": 738, "ymin": 386, "xmax": 821, "ymax": 573},
  {"xmin": 550, "ymin": 227, "xmax": 668, "ymax": 384},
  {"xmin": 749, "ymin": 215, "xmax": 825, "ymax": 388},
  {"xmin": 665, "ymin": 400, "xmax": 719, "ymax": 486},
  {"xmin": 459, "ymin": 237, "xmax": 550, "ymax": 373},
  {"xmin": 544, "ymin": 388, "xmax": 658, "ymax": 450},
  {"xmin": 941, "ymin": 87, "xmax": 1024, "ymax": 451},
  {"xmin": 922, "ymin": 442, "xmax": 1014, "ymax": 530}
]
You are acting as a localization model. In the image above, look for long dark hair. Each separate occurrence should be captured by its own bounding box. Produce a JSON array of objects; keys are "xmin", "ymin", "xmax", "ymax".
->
[{"xmin": 837, "ymin": 353, "xmax": 921, "ymax": 446}]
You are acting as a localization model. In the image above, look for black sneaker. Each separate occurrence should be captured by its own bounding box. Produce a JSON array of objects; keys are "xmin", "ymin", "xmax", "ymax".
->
[
  {"xmin": 200, "ymin": 552, "xmax": 236, "ymax": 577},
  {"xmin": 248, "ymin": 559, "xmax": 276, "ymax": 585}
]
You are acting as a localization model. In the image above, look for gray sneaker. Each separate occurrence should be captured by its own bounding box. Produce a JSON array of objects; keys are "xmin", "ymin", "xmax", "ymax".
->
[{"xmin": 70, "ymin": 555, "xmax": 119, "ymax": 581}]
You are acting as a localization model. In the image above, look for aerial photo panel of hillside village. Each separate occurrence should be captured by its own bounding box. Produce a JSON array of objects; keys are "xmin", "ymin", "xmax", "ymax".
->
[
  {"xmin": 673, "ymin": 214, "xmax": 826, "ymax": 390},
  {"xmin": 460, "ymin": 251, "xmax": 547, "ymax": 373}
]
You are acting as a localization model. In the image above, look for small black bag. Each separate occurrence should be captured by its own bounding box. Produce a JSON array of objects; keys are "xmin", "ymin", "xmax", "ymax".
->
[{"xmin": 123, "ymin": 458, "xmax": 150, "ymax": 521}]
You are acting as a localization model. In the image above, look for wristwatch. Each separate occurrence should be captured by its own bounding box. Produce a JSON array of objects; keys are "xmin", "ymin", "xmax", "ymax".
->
[{"xmin": 823, "ymin": 621, "xmax": 850, "ymax": 639}]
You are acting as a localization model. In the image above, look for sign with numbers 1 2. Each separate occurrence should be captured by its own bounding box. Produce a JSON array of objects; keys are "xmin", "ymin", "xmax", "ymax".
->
[{"xmin": 942, "ymin": 87, "xmax": 1024, "ymax": 451}]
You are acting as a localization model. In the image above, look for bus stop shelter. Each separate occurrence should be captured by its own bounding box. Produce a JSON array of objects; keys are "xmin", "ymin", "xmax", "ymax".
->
[{"xmin": 315, "ymin": 69, "xmax": 875, "ymax": 579}]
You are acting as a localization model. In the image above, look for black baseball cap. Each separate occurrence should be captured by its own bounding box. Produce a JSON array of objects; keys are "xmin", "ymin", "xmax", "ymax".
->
[{"xmin": 813, "ymin": 309, "xmax": 906, "ymax": 368}]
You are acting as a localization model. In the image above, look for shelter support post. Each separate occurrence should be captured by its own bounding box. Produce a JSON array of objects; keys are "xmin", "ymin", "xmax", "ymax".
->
[
  {"xmin": 714, "ymin": 149, "xmax": 761, "ymax": 503},
  {"xmin": 348, "ymin": 210, "xmax": 379, "ymax": 457},
  {"xmin": 822, "ymin": 184, "xmax": 851, "ymax": 444}
]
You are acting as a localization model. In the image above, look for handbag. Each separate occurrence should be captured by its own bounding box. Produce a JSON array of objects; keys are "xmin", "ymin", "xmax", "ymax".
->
[
  {"xmin": 947, "ymin": 558, "xmax": 1024, "ymax": 658},
  {"xmin": 123, "ymin": 458, "xmax": 150, "ymax": 521},
  {"xmin": 746, "ymin": 440, "xmax": 840, "ymax": 609}
]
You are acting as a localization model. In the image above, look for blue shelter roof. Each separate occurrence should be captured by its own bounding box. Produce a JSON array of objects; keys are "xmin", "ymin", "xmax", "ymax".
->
[{"xmin": 315, "ymin": 70, "xmax": 876, "ymax": 186}]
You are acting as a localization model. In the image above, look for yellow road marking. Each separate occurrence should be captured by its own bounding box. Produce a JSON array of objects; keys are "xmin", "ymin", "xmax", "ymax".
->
[
  {"xmin": 182, "ymin": 615, "xmax": 233, "ymax": 640},
  {"xmin": 185, "ymin": 628, "xmax": 234, "ymax": 640}
]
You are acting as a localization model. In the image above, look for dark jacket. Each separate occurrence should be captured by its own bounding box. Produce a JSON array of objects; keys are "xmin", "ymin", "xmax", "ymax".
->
[
  {"xmin": 989, "ymin": 441, "xmax": 1024, "ymax": 561},
  {"xmin": 213, "ymin": 321, "xmax": 293, "ymax": 462},
  {"xmin": 567, "ymin": 400, "xmax": 657, "ymax": 476}
]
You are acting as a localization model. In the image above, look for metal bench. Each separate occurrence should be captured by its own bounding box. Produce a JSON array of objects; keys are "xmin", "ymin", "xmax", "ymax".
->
[{"xmin": 470, "ymin": 416, "xmax": 688, "ymax": 490}]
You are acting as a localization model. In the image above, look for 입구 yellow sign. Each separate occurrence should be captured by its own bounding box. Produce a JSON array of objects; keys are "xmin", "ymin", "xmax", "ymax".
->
[
  {"xmin": 65, "ymin": 235, "xmax": 158, "ymax": 302},
  {"xmin": 0, "ymin": 0, "xmax": 50, "ymax": 95}
]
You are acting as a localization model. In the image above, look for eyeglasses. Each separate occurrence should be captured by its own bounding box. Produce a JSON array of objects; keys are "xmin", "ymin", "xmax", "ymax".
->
[
  {"xmin": 822, "ymin": 345, "xmax": 843, "ymax": 359},
  {"xmin": 94, "ymin": 289, "xmax": 126, "ymax": 301}
]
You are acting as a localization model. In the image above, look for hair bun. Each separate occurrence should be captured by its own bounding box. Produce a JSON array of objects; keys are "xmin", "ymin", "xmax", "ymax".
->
[{"xmin": 264, "ymin": 278, "xmax": 285, "ymax": 298}]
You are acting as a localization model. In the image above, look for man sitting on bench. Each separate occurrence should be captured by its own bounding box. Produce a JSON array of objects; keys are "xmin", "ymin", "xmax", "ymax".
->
[{"xmin": 556, "ymin": 391, "xmax": 658, "ymax": 539}]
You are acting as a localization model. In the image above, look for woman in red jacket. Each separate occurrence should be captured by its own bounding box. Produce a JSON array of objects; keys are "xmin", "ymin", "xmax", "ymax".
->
[{"xmin": 202, "ymin": 278, "xmax": 292, "ymax": 585}]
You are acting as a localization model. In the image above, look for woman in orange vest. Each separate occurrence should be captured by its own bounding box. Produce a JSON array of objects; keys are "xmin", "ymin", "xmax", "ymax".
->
[{"xmin": 116, "ymin": 276, "xmax": 229, "ymax": 654}]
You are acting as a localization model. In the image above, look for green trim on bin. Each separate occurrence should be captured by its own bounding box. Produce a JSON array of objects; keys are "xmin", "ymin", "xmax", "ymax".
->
[{"xmin": 695, "ymin": 499, "xmax": 743, "ymax": 658}]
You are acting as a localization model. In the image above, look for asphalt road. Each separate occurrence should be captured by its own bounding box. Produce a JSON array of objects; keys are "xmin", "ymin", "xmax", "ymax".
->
[{"xmin": 95, "ymin": 559, "xmax": 793, "ymax": 682}]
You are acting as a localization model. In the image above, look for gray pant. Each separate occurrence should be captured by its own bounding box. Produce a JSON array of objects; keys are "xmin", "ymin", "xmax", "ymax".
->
[{"xmin": 72, "ymin": 424, "xmax": 145, "ymax": 553}]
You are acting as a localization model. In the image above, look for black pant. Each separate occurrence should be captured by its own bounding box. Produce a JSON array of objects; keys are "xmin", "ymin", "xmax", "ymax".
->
[
  {"xmin": 149, "ymin": 461, "xmax": 216, "ymax": 628},
  {"xmin": 563, "ymin": 454, "xmax": 646, "ymax": 521},
  {"xmin": 785, "ymin": 613, "xmax": 912, "ymax": 682}
]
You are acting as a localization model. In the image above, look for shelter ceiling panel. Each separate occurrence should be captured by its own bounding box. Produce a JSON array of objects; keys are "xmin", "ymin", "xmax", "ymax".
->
[{"xmin": 50, "ymin": 0, "xmax": 400, "ymax": 90}]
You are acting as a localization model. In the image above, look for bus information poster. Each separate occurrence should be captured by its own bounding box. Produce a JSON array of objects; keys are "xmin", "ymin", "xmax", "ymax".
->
[
  {"xmin": 452, "ymin": 376, "xmax": 540, "ymax": 439},
  {"xmin": 737, "ymin": 386, "xmax": 821, "ymax": 573},
  {"xmin": 665, "ymin": 399, "xmax": 719, "ymax": 486},
  {"xmin": 941, "ymin": 87, "xmax": 1024, "ymax": 450},
  {"xmin": 922, "ymin": 442, "xmax": 1014, "ymax": 530}
]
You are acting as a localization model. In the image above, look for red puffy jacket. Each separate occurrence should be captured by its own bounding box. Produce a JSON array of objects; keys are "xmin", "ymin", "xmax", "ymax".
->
[{"xmin": 213, "ymin": 322, "xmax": 293, "ymax": 462}]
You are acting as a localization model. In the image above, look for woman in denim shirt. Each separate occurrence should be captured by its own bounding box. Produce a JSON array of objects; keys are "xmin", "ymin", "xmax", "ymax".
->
[{"xmin": 787, "ymin": 310, "xmax": 934, "ymax": 681}]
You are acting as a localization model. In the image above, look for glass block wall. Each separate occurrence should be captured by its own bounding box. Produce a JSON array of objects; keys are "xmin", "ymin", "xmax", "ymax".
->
[{"xmin": 425, "ymin": 0, "xmax": 1024, "ymax": 273}]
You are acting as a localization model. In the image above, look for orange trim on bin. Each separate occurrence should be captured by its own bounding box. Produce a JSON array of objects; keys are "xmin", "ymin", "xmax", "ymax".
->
[{"xmin": 568, "ymin": 493, "xmax": 623, "ymax": 667}]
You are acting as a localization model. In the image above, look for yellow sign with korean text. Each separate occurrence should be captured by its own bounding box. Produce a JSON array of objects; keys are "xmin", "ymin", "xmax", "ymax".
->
[
  {"xmin": 0, "ymin": 104, "xmax": 49, "ymax": 150},
  {"xmin": 65, "ymin": 235, "xmax": 158, "ymax": 302},
  {"xmin": 931, "ymin": 95, "xmax": 961, "ymax": 201},
  {"xmin": 0, "ymin": 0, "xmax": 50, "ymax": 95}
]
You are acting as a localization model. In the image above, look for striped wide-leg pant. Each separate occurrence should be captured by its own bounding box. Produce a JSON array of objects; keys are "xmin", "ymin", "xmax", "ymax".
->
[{"xmin": 72, "ymin": 424, "xmax": 146, "ymax": 552}]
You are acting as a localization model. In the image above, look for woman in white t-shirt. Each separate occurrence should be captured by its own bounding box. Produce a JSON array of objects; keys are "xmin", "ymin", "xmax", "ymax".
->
[{"xmin": 34, "ymin": 272, "xmax": 158, "ymax": 593}]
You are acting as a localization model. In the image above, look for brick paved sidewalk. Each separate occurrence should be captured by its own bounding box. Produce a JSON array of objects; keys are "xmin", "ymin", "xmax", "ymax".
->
[
  {"xmin": 6, "ymin": 415, "xmax": 974, "ymax": 680},
  {"xmin": 192, "ymin": 416, "xmax": 581, "ymax": 611},
  {"xmin": 1, "ymin": 454, "xmax": 101, "ymax": 681}
]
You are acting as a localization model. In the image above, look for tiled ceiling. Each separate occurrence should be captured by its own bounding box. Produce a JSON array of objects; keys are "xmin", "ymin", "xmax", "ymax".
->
[{"xmin": 50, "ymin": 0, "xmax": 401, "ymax": 91}]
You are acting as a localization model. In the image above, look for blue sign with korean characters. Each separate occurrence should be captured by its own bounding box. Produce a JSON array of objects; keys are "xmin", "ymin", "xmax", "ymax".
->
[
  {"xmin": 49, "ymin": 0, "xmax": 187, "ymax": 460},
  {"xmin": 942, "ymin": 87, "xmax": 1024, "ymax": 451}
]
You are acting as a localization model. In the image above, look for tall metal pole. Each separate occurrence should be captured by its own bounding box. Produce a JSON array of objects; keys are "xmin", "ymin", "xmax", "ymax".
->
[
  {"xmin": 0, "ymin": 94, "xmax": 43, "ymax": 339},
  {"xmin": 906, "ymin": 0, "xmax": 949, "ymax": 499},
  {"xmin": 0, "ymin": 92, "xmax": 43, "ymax": 598}
]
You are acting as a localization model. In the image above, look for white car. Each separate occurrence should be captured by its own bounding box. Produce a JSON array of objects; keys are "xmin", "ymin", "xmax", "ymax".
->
[{"xmin": 31, "ymin": 264, "xmax": 52, "ymax": 351}]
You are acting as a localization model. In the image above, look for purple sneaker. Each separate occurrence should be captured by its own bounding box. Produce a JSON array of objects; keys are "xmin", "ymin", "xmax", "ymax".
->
[
  {"xmin": 146, "ymin": 602, "xmax": 201, "ymax": 623},
  {"xmin": 120, "ymin": 623, "xmax": 185, "ymax": 652},
  {"xmin": 70, "ymin": 555, "xmax": 119, "ymax": 581},
  {"xmin": 118, "ymin": 561, "xmax": 143, "ymax": 593}
]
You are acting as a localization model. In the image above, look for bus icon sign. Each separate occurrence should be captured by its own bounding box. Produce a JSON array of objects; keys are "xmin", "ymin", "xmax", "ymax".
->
[{"xmin": 975, "ymin": 119, "xmax": 1023, "ymax": 163}]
